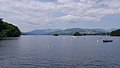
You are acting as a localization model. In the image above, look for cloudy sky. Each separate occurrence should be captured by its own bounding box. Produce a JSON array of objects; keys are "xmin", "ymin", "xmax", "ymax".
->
[{"xmin": 0, "ymin": 0, "xmax": 120, "ymax": 32}]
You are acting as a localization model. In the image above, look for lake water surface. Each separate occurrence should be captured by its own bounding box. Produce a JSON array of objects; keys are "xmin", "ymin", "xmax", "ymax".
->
[{"xmin": 0, "ymin": 35, "xmax": 120, "ymax": 68}]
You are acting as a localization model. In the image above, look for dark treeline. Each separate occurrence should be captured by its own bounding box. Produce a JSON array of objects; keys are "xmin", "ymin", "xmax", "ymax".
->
[
  {"xmin": 0, "ymin": 18, "xmax": 21, "ymax": 37},
  {"xmin": 110, "ymin": 29, "xmax": 120, "ymax": 36}
]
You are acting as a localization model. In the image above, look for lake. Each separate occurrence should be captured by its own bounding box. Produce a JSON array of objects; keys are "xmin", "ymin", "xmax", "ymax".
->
[{"xmin": 0, "ymin": 35, "xmax": 120, "ymax": 68}]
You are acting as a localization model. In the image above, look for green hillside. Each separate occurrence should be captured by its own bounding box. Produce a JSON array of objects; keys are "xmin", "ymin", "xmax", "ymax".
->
[
  {"xmin": 110, "ymin": 29, "xmax": 120, "ymax": 36},
  {"xmin": 0, "ymin": 18, "xmax": 21, "ymax": 37}
]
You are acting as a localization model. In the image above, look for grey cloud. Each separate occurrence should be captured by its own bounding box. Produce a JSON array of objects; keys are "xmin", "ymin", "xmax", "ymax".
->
[{"xmin": 0, "ymin": 0, "xmax": 120, "ymax": 27}]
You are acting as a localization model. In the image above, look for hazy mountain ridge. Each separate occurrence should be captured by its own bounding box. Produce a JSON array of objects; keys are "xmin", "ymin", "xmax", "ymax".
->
[
  {"xmin": 23, "ymin": 28, "xmax": 117, "ymax": 35},
  {"xmin": 26, "ymin": 29, "xmax": 61, "ymax": 35}
]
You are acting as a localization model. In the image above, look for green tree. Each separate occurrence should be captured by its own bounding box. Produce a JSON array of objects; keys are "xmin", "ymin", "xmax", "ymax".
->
[
  {"xmin": 110, "ymin": 29, "xmax": 120, "ymax": 36},
  {"xmin": 0, "ymin": 19, "xmax": 21, "ymax": 37},
  {"xmin": 73, "ymin": 32, "xmax": 82, "ymax": 36},
  {"xmin": 53, "ymin": 33, "xmax": 59, "ymax": 36}
]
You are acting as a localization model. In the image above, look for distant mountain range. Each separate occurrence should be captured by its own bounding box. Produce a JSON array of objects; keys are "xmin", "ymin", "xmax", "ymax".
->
[
  {"xmin": 23, "ymin": 28, "xmax": 118, "ymax": 35},
  {"xmin": 25, "ymin": 29, "xmax": 60, "ymax": 35}
]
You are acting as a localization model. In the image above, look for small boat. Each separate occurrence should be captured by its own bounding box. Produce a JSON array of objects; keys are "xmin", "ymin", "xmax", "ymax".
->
[
  {"xmin": 103, "ymin": 30, "xmax": 113, "ymax": 43},
  {"xmin": 103, "ymin": 40, "xmax": 113, "ymax": 42}
]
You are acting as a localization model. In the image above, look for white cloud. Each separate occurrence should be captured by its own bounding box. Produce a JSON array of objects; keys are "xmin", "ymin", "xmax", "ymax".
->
[
  {"xmin": 58, "ymin": 0, "xmax": 73, "ymax": 3},
  {"xmin": 0, "ymin": 0, "xmax": 120, "ymax": 31},
  {"xmin": 57, "ymin": 0, "xmax": 120, "ymax": 21},
  {"xmin": 57, "ymin": 15, "xmax": 80, "ymax": 23}
]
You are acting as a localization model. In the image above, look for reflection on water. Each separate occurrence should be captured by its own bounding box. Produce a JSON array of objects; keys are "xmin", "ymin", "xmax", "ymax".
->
[
  {"xmin": 0, "ymin": 35, "xmax": 120, "ymax": 68},
  {"xmin": 0, "ymin": 37, "xmax": 20, "ymax": 40}
]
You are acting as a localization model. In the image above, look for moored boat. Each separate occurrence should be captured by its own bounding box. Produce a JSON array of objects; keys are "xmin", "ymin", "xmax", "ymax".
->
[{"xmin": 103, "ymin": 40, "xmax": 113, "ymax": 42}]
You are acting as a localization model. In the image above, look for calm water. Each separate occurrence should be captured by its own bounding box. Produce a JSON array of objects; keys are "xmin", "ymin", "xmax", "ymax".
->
[{"xmin": 0, "ymin": 35, "xmax": 120, "ymax": 68}]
